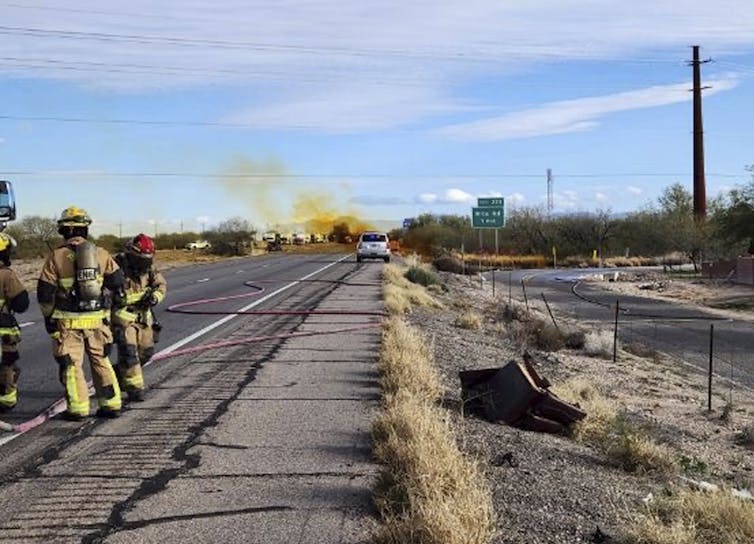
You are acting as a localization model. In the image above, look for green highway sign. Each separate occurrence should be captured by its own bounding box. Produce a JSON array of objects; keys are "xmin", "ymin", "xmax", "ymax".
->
[
  {"xmin": 477, "ymin": 197, "xmax": 504, "ymax": 207},
  {"xmin": 472, "ymin": 206, "xmax": 504, "ymax": 228}
]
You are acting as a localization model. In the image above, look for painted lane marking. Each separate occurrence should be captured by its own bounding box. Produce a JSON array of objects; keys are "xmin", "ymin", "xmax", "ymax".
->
[
  {"xmin": 157, "ymin": 254, "xmax": 352, "ymax": 357},
  {"xmin": 0, "ymin": 254, "xmax": 352, "ymax": 447},
  {"xmin": 18, "ymin": 322, "xmax": 35, "ymax": 328},
  {"xmin": 196, "ymin": 278, "xmax": 211, "ymax": 283}
]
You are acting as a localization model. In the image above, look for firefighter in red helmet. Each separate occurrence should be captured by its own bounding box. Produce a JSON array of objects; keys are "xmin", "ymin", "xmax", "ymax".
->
[{"xmin": 111, "ymin": 234, "xmax": 167, "ymax": 401}]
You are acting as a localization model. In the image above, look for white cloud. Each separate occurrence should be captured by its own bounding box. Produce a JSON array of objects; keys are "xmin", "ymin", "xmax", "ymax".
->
[
  {"xmin": 553, "ymin": 190, "xmax": 580, "ymax": 209},
  {"xmin": 626, "ymin": 186, "xmax": 643, "ymax": 196},
  {"xmin": 416, "ymin": 188, "xmax": 523, "ymax": 206},
  {"xmin": 437, "ymin": 78, "xmax": 739, "ymax": 141},
  {"xmin": 416, "ymin": 188, "xmax": 474, "ymax": 205},
  {"xmin": 1, "ymin": 2, "xmax": 754, "ymax": 132},
  {"xmin": 444, "ymin": 188, "xmax": 475, "ymax": 203},
  {"xmin": 507, "ymin": 192, "xmax": 526, "ymax": 205},
  {"xmin": 222, "ymin": 85, "xmax": 464, "ymax": 132},
  {"xmin": 595, "ymin": 192, "xmax": 609, "ymax": 203}
]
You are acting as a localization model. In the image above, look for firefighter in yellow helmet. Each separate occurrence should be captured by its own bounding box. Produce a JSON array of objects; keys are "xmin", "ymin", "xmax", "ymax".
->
[
  {"xmin": 0, "ymin": 233, "xmax": 30, "ymax": 411},
  {"xmin": 37, "ymin": 206, "xmax": 126, "ymax": 420},
  {"xmin": 111, "ymin": 234, "xmax": 166, "ymax": 401}
]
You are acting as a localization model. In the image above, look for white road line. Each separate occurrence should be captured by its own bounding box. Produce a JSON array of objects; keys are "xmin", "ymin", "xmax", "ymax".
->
[
  {"xmin": 0, "ymin": 255, "xmax": 351, "ymax": 447},
  {"xmin": 18, "ymin": 322, "xmax": 35, "ymax": 328},
  {"xmin": 196, "ymin": 278, "xmax": 210, "ymax": 283},
  {"xmin": 157, "ymin": 254, "xmax": 351, "ymax": 357}
]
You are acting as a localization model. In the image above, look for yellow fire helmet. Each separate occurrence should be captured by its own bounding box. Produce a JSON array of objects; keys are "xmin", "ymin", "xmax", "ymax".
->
[
  {"xmin": 58, "ymin": 206, "xmax": 92, "ymax": 227},
  {"xmin": 0, "ymin": 232, "xmax": 14, "ymax": 252}
]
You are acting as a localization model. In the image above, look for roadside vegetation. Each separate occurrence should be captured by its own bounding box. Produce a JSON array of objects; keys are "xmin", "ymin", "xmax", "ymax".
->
[
  {"xmin": 390, "ymin": 177, "xmax": 754, "ymax": 269},
  {"xmin": 626, "ymin": 489, "xmax": 754, "ymax": 544},
  {"xmin": 554, "ymin": 379, "xmax": 676, "ymax": 475},
  {"xmin": 383, "ymin": 262, "xmax": 442, "ymax": 315},
  {"xmin": 374, "ymin": 265, "xmax": 494, "ymax": 544}
]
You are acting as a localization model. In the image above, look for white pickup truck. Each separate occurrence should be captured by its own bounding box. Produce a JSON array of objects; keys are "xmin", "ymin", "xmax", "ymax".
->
[{"xmin": 185, "ymin": 240, "xmax": 212, "ymax": 250}]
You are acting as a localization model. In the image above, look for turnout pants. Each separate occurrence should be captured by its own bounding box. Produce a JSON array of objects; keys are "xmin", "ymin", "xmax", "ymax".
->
[
  {"xmin": 0, "ymin": 336, "xmax": 20, "ymax": 410},
  {"xmin": 52, "ymin": 325, "xmax": 121, "ymax": 416},
  {"xmin": 115, "ymin": 322, "xmax": 155, "ymax": 394}
]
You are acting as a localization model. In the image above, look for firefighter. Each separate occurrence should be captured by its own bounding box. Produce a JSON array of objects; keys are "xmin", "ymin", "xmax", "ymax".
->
[
  {"xmin": 0, "ymin": 233, "xmax": 29, "ymax": 411},
  {"xmin": 111, "ymin": 234, "xmax": 166, "ymax": 401},
  {"xmin": 37, "ymin": 206, "xmax": 125, "ymax": 420}
]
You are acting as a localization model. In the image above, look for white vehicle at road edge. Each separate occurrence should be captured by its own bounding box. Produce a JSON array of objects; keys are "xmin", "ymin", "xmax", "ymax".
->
[{"xmin": 356, "ymin": 231, "xmax": 390, "ymax": 263}]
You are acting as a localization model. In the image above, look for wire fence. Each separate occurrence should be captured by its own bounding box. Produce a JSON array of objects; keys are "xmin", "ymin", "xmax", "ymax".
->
[{"xmin": 479, "ymin": 268, "xmax": 753, "ymax": 411}]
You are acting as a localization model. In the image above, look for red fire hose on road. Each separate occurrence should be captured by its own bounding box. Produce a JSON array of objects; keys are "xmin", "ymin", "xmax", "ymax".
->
[{"xmin": 1, "ymin": 277, "xmax": 384, "ymax": 436}]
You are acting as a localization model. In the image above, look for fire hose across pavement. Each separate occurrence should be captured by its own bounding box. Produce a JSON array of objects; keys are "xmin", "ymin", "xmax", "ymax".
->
[{"xmin": 0, "ymin": 257, "xmax": 384, "ymax": 440}]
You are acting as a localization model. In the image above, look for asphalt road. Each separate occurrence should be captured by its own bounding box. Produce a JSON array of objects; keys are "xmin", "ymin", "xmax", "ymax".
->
[
  {"xmin": 502, "ymin": 268, "xmax": 754, "ymax": 390},
  {"xmin": 0, "ymin": 251, "xmax": 381, "ymax": 543},
  {"xmin": 0, "ymin": 252, "xmax": 354, "ymax": 447}
]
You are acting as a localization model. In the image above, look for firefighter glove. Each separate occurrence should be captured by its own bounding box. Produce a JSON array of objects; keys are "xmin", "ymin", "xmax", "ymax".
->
[
  {"xmin": 112, "ymin": 288, "xmax": 127, "ymax": 308},
  {"xmin": 44, "ymin": 317, "xmax": 58, "ymax": 335}
]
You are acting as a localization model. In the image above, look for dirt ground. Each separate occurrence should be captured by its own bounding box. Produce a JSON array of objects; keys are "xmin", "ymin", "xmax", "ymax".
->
[
  {"xmin": 407, "ymin": 272, "xmax": 754, "ymax": 543},
  {"xmin": 585, "ymin": 271, "xmax": 754, "ymax": 321}
]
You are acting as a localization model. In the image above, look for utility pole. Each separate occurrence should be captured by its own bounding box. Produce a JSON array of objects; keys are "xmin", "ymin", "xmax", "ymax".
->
[
  {"xmin": 689, "ymin": 45, "xmax": 711, "ymax": 220},
  {"xmin": 118, "ymin": 221, "xmax": 122, "ymax": 238},
  {"xmin": 546, "ymin": 168, "xmax": 553, "ymax": 216}
]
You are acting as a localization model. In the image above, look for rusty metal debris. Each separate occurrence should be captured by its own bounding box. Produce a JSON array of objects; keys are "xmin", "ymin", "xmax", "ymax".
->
[{"xmin": 459, "ymin": 355, "xmax": 586, "ymax": 433}]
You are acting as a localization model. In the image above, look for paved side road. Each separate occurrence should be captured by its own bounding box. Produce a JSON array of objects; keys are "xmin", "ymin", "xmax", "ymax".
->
[{"xmin": 0, "ymin": 262, "xmax": 383, "ymax": 544}]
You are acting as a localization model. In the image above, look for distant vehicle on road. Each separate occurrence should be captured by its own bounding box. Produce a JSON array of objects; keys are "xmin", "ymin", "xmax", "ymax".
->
[
  {"xmin": 357, "ymin": 232, "xmax": 390, "ymax": 263},
  {"xmin": 293, "ymin": 232, "xmax": 308, "ymax": 245},
  {"xmin": 185, "ymin": 240, "xmax": 212, "ymax": 250},
  {"xmin": 262, "ymin": 232, "xmax": 278, "ymax": 243},
  {"xmin": 266, "ymin": 239, "xmax": 283, "ymax": 252}
]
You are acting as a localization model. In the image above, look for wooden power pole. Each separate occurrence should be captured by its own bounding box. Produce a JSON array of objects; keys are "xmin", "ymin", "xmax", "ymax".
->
[{"xmin": 690, "ymin": 45, "xmax": 711, "ymax": 220}]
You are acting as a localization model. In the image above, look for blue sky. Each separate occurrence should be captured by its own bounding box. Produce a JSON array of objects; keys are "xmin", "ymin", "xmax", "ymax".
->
[{"xmin": 1, "ymin": 1, "xmax": 754, "ymax": 234}]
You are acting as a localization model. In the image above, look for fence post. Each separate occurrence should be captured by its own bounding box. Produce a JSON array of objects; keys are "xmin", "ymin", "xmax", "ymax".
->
[
  {"xmin": 479, "ymin": 256, "xmax": 483, "ymax": 290},
  {"xmin": 508, "ymin": 271, "xmax": 512, "ymax": 305},
  {"xmin": 708, "ymin": 324, "xmax": 714, "ymax": 412},
  {"xmin": 613, "ymin": 299, "xmax": 620, "ymax": 363},
  {"xmin": 541, "ymin": 293, "xmax": 559, "ymax": 332},
  {"xmin": 492, "ymin": 269, "xmax": 496, "ymax": 297},
  {"xmin": 522, "ymin": 279, "xmax": 529, "ymax": 310}
]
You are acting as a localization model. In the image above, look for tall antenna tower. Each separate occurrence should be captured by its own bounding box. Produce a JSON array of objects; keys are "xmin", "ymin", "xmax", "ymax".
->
[{"xmin": 546, "ymin": 168, "xmax": 554, "ymax": 215}]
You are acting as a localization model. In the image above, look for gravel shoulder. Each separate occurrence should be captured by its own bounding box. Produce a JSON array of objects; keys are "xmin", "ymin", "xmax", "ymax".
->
[{"xmin": 407, "ymin": 272, "xmax": 754, "ymax": 544}]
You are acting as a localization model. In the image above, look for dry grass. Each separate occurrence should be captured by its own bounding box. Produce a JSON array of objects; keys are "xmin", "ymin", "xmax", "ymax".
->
[
  {"xmin": 452, "ymin": 252, "xmax": 547, "ymax": 269},
  {"xmin": 455, "ymin": 311, "xmax": 482, "ymax": 330},
  {"xmin": 383, "ymin": 263, "xmax": 441, "ymax": 315},
  {"xmin": 738, "ymin": 423, "xmax": 754, "ymax": 448},
  {"xmin": 554, "ymin": 379, "xmax": 676, "ymax": 474},
  {"xmin": 584, "ymin": 329, "xmax": 615, "ymax": 358},
  {"xmin": 373, "ymin": 315, "xmax": 495, "ymax": 544},
  {"xmin": 625, "ymin": 489, "xmax": 754, "ymax": 544},
  {"xmin": 379, "ymin": 317, "xmax": 443, "ymax": 403}
]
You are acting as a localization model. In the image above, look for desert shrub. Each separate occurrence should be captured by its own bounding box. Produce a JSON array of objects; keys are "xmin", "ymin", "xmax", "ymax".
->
[
  {"xmin": 623, "ymin": 342, "xmax": 660, "ymax": 361},
  {"xmin": 433, "ymin": 256, "xmax": 465, "ymax": 274},
  {"xmin": 625, "ymin": 488, "xmax": 754, "ymax": 544},
  {"xmin": 535, "ymin": 323, "xmax": 565, "ymax": 351},
  {"xmin": 564, "ymin": 330, "xmax": 586, "ymax": 349},
  {"xmin": 455, "ymin": 312, "xmax": 482, "ymax": 330},
  {"xmin": 584, "ymin": 330, "xmax": 615, "ymax": 358},
  {"xmin": 405, "ymin": 266, "xmax": 441, "ymax": 287}
]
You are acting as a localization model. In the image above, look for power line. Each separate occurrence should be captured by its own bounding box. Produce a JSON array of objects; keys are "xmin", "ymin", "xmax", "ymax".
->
[
  {"xmin": 0, "ymin": 24, "xmax": 687, "ymax": 64},
  {"xmin": 0, "ymin": 56, "xmax": 677, "ymax": 89},
  {"xmin": 1, "ymin": 170, "xmax": 746, "ymax": 180}
]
